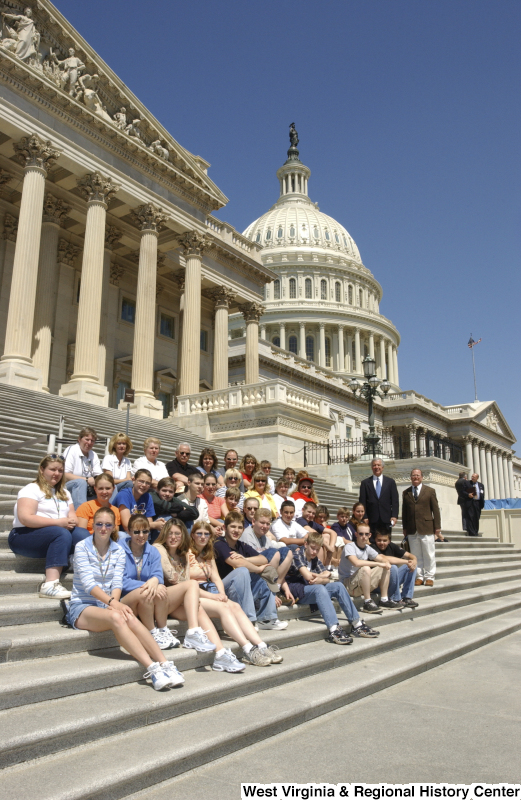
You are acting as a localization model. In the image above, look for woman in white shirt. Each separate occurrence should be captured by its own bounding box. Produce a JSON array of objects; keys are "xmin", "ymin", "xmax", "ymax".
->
[
  {"xmin": 102, "ymin": 432, "xmax": 133, "ymax": 502},
  {"xmin": 9, "ymin": 455, "xmax": 90, "ymax": 600},
  {"xmin": 132, "ymin": 437, "xmax": 169, "ymax": 490}
]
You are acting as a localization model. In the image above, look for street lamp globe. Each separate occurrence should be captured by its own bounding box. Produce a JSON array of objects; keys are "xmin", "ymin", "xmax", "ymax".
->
[
  {"xmin": 363, "ymin": 355, "xmax": 376, "ymax": 379},
  {"xmin": 349, "ymin": 377, "xmax": 361, "ymax": 393},
  {"xmin": 369, "ymin": 375, "xmax": 379, "ymax": 389},
  {"xmin": 380, "ymin": 380, "xmax": 391, "ymax": 395}
]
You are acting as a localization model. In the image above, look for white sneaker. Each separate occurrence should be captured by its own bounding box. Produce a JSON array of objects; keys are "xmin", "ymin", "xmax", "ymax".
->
[
  {"xmin": 151, "ymin": 627, "xmax": 179, "ymax": 650},
  {"xmin": 160, "ymin": 661, "xmax": 185, "ymax": 686},
  {"xmin": 329, "ymin": 568, "xmax": 339, "ymax": 581},
  {"xmin": 212, "ymin": 648, "xmax": 246, "ymax": 673},
  {"xmin": 143, "ymin": 662, "xmax": 173, "ymax": 691},
  {"xmin": 39, "ymin": 580, "xmax": 71, "ymax": 600},
  {"xmin": 256, "ymin": 618, "xmax": 288, "ymax": 631},
  {"xmin": 158, "ymin": 625, "xmax": 180, "ymax": 648},
  {"xmin": 182, "ymin": 629, "xmax": 217, "ymax": 652}
]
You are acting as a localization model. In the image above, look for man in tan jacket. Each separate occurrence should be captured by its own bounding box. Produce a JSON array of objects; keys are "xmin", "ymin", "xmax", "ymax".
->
[{"xmin": 402, "ymin": 468, "xmax": 441, "ymax": 587}]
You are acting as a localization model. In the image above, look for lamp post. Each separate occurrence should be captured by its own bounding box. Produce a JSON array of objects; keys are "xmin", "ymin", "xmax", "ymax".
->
[{"xmin": 349, "ymin": 354, "xmax": 391, "ymax": 458}]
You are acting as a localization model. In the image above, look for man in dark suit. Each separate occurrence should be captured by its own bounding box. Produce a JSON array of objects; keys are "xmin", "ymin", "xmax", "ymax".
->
[
  {"xmin": 462, "ymin": 473, "xmax": 485, "ymax": 536},
  {"xmin": 455, "ymin": 471, "xmax": 468, "ymax": 531},
  {"xmin": 359, "ymin": 458, "xmax": 399, "ymax": 535},
  {"xmin": 402, "ymin": 468, "xmax": 441, "ymax": 586}
]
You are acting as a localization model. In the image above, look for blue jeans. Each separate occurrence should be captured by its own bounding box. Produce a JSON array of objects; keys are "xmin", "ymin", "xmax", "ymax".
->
[
  {"xmin": 222, "ymin": 567, "xmax": 277, "ymax": 623},
  {"xmin": 389, "ymin": 563, "xmax": 417, "ymax": 601},
  {"xmin": 109, "ymin": 480, "xmax": 133, "ymax": 504},
  {"xmin": 66, "ymin": 479, "xmax": 90, "ymax": 509},
  {"xmin": 263, "ymin": 546, "xmax": 291, "ymax": 563},
  {"xmin": 8, "ymin": 526, "xmax": 90, "ymax": 569},
  {"xmin": 300, "ymin": 582, "xmax": 359, "ymax": 629}
]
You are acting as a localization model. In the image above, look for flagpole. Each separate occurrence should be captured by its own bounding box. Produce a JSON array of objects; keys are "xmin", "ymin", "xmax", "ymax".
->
[{"xmin": 470, "ymin": 332, "xmax": 478, "ymax": 402}]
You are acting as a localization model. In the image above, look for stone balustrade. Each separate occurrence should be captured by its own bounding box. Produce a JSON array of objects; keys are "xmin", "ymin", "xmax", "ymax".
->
[{"xmin": 175, "ymin": 378, "xmax": 330, "ymax": 419}]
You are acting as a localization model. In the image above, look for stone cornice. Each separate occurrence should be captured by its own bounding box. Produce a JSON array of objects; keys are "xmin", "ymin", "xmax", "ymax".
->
[{"xmin": 205, "ymin": 242, "xmax": 276, "ymax": 288}]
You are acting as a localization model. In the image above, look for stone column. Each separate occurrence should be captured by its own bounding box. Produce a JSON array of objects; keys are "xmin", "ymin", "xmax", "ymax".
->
[
  {"xmin": 0, "ymin": 214, "xmax": 19, "ymax": 354},
  {"xmin": 177, "ymin": 232, "xmax": 209, "ymax": 396},
  {"xmin": 491, "ymin": 449, "xmax": 501, "ymax": 499},
  {"xmin": 464, "ymin": 436, "xmax": 473, "ymax": 471},
  {"xmin": 173, "ymin": 270, "xmax": 185, "ymax": 389},
  {"xmin": 239, "ymin": 302, "xmax": 263, "ymax": 384},
  {"xmin": 507, "ymin": 457, "xmax": 514, "ymax": 498},
  {"xmin": 418, "ymin": 427, "xmax": 426, "ymax": 457},
  {"xmin": 210, "ymin": 287, "xmax": 234, "ymax": 390},
  {"xmin": 48, "ymin": 241, "xmax": 80, "ymax": 393},
  {"xmin": 354, "ymin": 328, "xmax": 361, "ymax": 373},
  {"xmin": 337, "ymin": 325, "xmax": 345, "ymax": 372},
  {"xmin": 60, "ymin": 172, "xmax": 118, "ymax": 405},
  {"xmin": 32, "ymin": 195, "xmax": 70, "ymax": 391},
  {"xmin": 279, "ymin": 322, "xmax": 286, "ymax": 351},
  {"xmin": 368, "ymin": 332, "xmax": 375, "ymax": 359},
  {"xmin": 387, "ymin": 341, "xmax": 395, "ymax": 384},
  {"xmin": 0, "ymin": 171, "xmax": 13, "ymax": 291},
  {"xmin": 98, "ymin": 226, "xmax": 121, "ymax": 387},
  {"xmin": 0, "ymin": 135, "xmax": 60, "ymax": 390},
  {"xmin": 346, "ymin": 331, "xmax": 353, "ymax": 371},
  {"xmin": 319, "ymin": 322, "xmax": 326, "ymax": 367},
  {"xmin": 125, "ymin": 204, "xmax": 166, "ymax": 417},
  {"xmin": 479, "ymin": 444, "xmax": 487, "ymax": 488},
  {"xmin": 393, "ymin": 346, "xmax": 399, "ymax": 387},
  {"xmin": 379, "ymin": 336, "xmax": 386, "ymax": 379},
  {"xmin": 408, "ymin": 424, "xmax": 417, "ymax": 458},
  {"xmin": 299, "ymin": 322, "xmax": 306, "ymax": 359},
  {"xmin": 485, "ymin": 447, "xmax": 495, "ymax": 499},
  {"xmin": 502, "ymin": 454, "xmax": 510, "ymax": 499},
  {"xmin": 473, "ymin": 440, "xmax": 480, "ymax": 477},
  {"xmin": 496, "ymin": 451, "xmax": 505, "ymax": 499},
  {"xmin": 260, "ymin": 324, "xmax": 266, "ymax": 340}
]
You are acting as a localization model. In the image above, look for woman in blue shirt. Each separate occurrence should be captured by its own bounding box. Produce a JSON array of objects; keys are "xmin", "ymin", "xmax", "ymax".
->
[
  {"xmin": 121, "ymin": 514, "xmax": 216, "ymax": 654},
  {"xmin": 66, "ymin": 507, "xmax": 182, "ymax": 690},
  {"xmin": 115, "ymin": 468, "xmax": 166, "ymax": 534}
]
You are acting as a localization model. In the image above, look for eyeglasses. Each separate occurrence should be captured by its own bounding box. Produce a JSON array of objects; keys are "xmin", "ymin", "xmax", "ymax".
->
[
  {"xmin": 131, "ymin": 529, "xmax": 150, "ymax": 535},
  {"xmin": 168, "ymin": 532, "xmax": 182, "ymax": 539},
  {"xmin": 193, "ymin": 532, "xmax": 211, "ymax": 538},
  {"xmin": 178, "ymin": 451, "xmax": 190, "ymax": 456},
  {"xmin": 358, "ymin": 532, "xmax": 371, "ymax": 537},
  {"xmin": 94, "ymin": 522, "xmax": 114, "ymax": 530}
]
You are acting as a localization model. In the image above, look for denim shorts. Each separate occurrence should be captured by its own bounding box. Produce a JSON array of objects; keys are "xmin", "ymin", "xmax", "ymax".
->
[
  {"xmin": 66, "ymin": 600, "xmax": 96, "ymax": 629},
  {"xmin": 198, "ymin": 581, "xmax": 219, "ymax": 594}
]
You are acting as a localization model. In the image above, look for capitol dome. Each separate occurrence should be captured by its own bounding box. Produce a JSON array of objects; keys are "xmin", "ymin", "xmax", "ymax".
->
[{"xmin": 230, "ymin": 131, "xmax": 401, "ymax": 388}]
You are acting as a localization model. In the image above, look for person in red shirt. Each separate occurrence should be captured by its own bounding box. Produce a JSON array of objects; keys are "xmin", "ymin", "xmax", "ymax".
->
[{"xmin": 199, "ymin": 473, "xmax": 225, "ymax": 535}]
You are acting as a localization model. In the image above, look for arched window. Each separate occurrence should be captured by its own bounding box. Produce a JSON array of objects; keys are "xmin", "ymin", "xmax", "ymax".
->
[
  {"xmin": 289, "ymin": 278, "xmax": 296, "ymax": 298},
  {"xmin": 364, "ymin": 343, "xmax": 369, "ymax": 358},
  {"xmin": 342, "ymin": 235, "xmax": 348, "ymax": 247},
  {"xmin": 305, "ymin": 278, "xmax": 312, "ymax": 298},
  {"xmin": 313, "ymin": 226, "xmax": 319, "ymax": 238},
  {"xmin": 324, "ymin": 230, "xmax": 330, "ymax": 241},
  {"xmin": 334, "ymin": 233, "xmax": 340, "ymax": 244},
  {"xmin": 325, "ymin": 337, "xmax": 331, "ymax": 368},
  {"xmin": 266, "ymin": 228, "xmax": 272, "ymax": 240},
  {"xmin": 256, "ymin": 231, "xmax": 261, "ymax": 243},
  {"xmin": 288, "ymin": 335, "xmax": 298, "ymax": 354},
  {"xmin": 289, "ymin": 225, "xmax": 295, "ymax": 238},
  {"xmin": 305, "ymin": 336, "xmax": 315, "ymax": 362},
  {"xmin": 348, "ymin": 285, "xmax": 353, "ymax": 305},
  {"xmin": 272, "ymin": 336, "xmax": 280, "ymax": 348},
  {"xmin": 277, "ymin": 226, "xmax": 283, "ymax": 239},
  {"xmin": 273, "ymin": 279, "xmax": 280, "ymax": 300},
  {"xmin": 335, "ymin": 281, "xmax": 341, "ymax": 302},
  {"xmin": 320, "ymin": 279, "xmax": 327, "ymax": 300},
  {"xmin": 359, "ymin": 289, "xmax": 363, "ymax": 306}
]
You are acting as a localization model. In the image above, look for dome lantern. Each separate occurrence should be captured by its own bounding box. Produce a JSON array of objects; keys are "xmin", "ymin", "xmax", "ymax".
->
[{"xmin": 276, "ymin": 123, "xmax": 311, "ymax": 199}]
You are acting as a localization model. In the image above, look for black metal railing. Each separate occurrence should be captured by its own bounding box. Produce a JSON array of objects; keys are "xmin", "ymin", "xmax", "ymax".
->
[{"xmin": 304, "ymin": 435, "xmax": 465, "ymax": 467}]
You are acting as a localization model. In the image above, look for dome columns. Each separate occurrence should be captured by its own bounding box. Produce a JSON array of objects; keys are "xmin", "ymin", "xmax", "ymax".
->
[
  {"xmin": 239, "ymin": 302, "xmax": 264, "ymax": 385},
  {"xmin": 299, "ymin": 322, "xmax": 306, "ymax": 359}
]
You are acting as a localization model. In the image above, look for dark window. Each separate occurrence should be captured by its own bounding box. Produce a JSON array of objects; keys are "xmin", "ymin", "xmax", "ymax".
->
[
  {"xmin": 200, "ymin": 330, "xmax": 208, "ymax": 351},
  {"xmin": 305, "ymin": 278, "xmax": 312, "ymax": 298},
  {"xmin": 289, "ymin": 278, "xmax": 296, "ymax": 298},
  {"xmin": 288, "ymin": 335, "xmax": 298, "ymax": 354},
  {"xmin": 306, "ymin": 336, "xmax": 314, "ymax": 361},
  {"xmin": 160, "ymin": 313, "xmax": 175, "ymax": 339},
  {"xmin": 273, "ymin": 279, "xmax": 281, "ymax": 300},
  {"xmin": 273, "ymin": 336, "xmax": 280, "ymax": 348},
  {"xmin": 121, "ymin": 298, "xmax": 136, "ymax": 324},
  {"xmin": 335, "ymin": 282, "xmax": 341, "ymax": 302},
  {"xmin": 320, "ymin": 279, "xmax": 327, "ymax": 300}
]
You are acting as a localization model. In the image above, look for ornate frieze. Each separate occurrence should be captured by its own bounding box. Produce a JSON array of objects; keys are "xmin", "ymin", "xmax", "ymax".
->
[
  {"xmin": 109, "ymin": 264, "xmax": 124, "ymax": 286},
  {"xmin": 104, "ymin": 225, "xmax": 122, "ymax": 250},
  {"xmin": 57, "ymin": 238, "xmax": 80, "ymax": 266},
  {"xmin": 77, "ymin": 172, "xmax": 119, "ymax": 205},
  {"xmin": 2, "ymin": 213, "xmax": 18, "ymax": 241},
  {"xmin": 13, "ymin": 133, "xmax": 60, "ymax": 171},
  {"xmin": 0, "ymin": 168, "xmax": 13, "ymax": 187},
  {"xmin": 42, "ymin": 192, "xmax": 70, "ymax": 225}
]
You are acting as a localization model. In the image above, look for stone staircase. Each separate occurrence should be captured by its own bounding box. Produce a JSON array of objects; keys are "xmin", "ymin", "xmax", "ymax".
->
[{"xmin": 0, "ymin": 385, "xmax": 520, "ymax": 797}]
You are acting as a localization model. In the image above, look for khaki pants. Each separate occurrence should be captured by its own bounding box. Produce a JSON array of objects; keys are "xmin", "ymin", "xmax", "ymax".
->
[{"xmin": 344, "ymin": 565, "xmax": 385, "ymax": 597}]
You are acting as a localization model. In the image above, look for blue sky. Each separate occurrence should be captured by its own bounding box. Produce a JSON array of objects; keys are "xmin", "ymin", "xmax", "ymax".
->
[{"xmin": 56, "ymin": 1, "xmax": 521, "ymax": 442}]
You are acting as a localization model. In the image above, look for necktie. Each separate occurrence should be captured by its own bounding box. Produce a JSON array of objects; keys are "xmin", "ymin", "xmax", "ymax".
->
[
  {"xmin": 413, "ymin": 486, "xmax": 418, "ymax": 501},
  {"xmin": 375, "ymin": 478, "xmax": 381, "ymax": 498}
]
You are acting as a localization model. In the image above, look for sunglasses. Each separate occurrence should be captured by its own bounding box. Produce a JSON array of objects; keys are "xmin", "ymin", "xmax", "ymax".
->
[
  {"xmin": 47, "ymin": 455, "xmax": 65, "ymax": 461},
  {"xmin": 131, "ymin": 529, "xmax": 150, "ymax": 535},
  {"xmin": 193, "ymin": 531, "xmax": 211, "ymax": 538},
  {"xmin": 227, "ymin": 477, "xmax": 239, "ymax": 481},
  {"xmin": 94, "ymin": 522, "xmax": 113, "ymax": 530}
]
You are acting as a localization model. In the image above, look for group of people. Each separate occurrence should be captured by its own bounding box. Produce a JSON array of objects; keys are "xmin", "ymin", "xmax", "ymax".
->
[{"xmin": 9, "ymin": 427, "xmax": 447, "ymax": 692}]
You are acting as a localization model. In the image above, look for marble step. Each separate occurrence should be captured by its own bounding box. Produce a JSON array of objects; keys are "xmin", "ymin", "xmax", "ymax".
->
[{"xmin": 2, "ymin": 606, "xmax": 520, "ymax": 800}]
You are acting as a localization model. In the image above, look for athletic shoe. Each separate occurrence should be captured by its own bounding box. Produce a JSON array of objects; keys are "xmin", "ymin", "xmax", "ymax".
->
[
  {"xmin": 241, "ymin": 645, "xmax": 272, "ymax": 667},
  {"xmin": 326, "ymin": 626, "xmax": 353, "ymax": 645},
  {"xmin": 256, "ymin": 618, "xmax": 288, "ymax": 631},
  {"xmin": 362, "ymin": 599, "xmax": 381, "ymax": 614},
  {"xmin": 212, "ymin": 648, "xmax": 246, "ymax": 673},
  {"xmin": 351, "ymin": 621, "xmax": 379, "ymax": 638},
  {"xmin": 160, "ymin": 661, "xmax": 185, "ymax": 686},
  {"xmin": 152, "ymin": 627, "xmax": 180, "ymax": 649},
  {"xmin": 263, "ymin": 644, "xmax": 283, "ymax": 664},
  {"xmin": 379, "ymin": 599, "xmax": 403, "ymax": 610},
  {"xmin": 39, "ymin": 580, "xmax": 71, "ymax": 599},
  {"xmin": 329, "ymin": 569, "xmax": 340, "ymax": 581},
  {"xmin": 182, "ymin": 629, "xmax": 217, "ymax": 652},
  {"xmin": 401, "ymin": 598, "xmax": 418, "ymax": 609},
  {"xmin": 143, "ymin": 662, "xmax": 174, "ymax": 691}
]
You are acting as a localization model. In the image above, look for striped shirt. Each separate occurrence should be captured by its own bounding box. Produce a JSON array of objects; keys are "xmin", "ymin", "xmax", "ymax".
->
[{"xmin": 70, "ymin": 537, "xmax": 125, "ymax": 607}]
